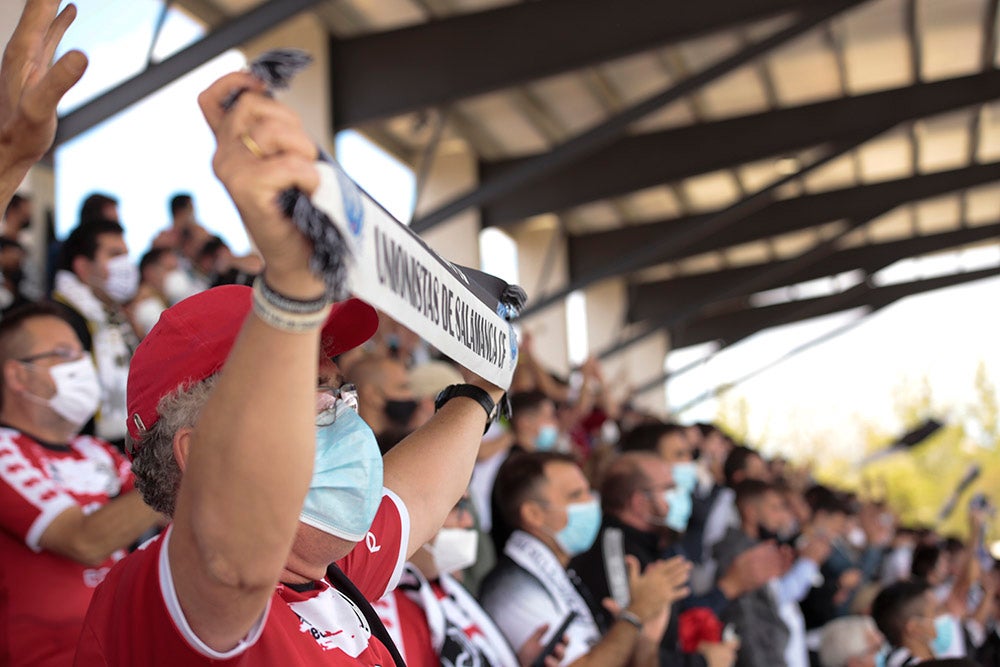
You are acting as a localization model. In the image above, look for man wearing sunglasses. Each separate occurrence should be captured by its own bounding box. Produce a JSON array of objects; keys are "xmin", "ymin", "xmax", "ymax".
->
[{"xmin": 0, "ymin": 303, "xmax": 162, "ymax": 667}]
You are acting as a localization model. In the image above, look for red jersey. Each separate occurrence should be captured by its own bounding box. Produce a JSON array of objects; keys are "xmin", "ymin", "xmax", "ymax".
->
[
  {"xmin": 0, "ymin": 428, "xmax": 134, "ymax": 667},
  {"xmin": 75, "ymin": 489, "xmax": 410, "ymax": 666},
  {"xmin": 375, "ymin": 590, "xmax": 439, "ymax": 667}
]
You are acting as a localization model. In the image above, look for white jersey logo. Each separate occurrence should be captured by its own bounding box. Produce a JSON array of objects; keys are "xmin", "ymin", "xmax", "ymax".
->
[
  {"xmin": 288, "ymin": 586, "xmax": 372, "ymax": 657},
  {"xmin": 366, "ymin": 531, "xmax": 381, "ymax": 553}
]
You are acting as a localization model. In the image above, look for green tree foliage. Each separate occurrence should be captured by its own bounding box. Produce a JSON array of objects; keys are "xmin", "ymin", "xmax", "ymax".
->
[
  {"xmin": 716, "ymin": 393, "xmax": 752, "ymax": 444},
  {"xmin": 778, "ymin": 364, "xmax": 999, "ymax": 541}
]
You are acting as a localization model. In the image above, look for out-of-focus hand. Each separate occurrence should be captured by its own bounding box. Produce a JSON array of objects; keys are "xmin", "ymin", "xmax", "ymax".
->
[
  {"xmin": 626, "ymin": 555, "xmax": 691, "ymax": 622},
  {"xmin": 519, "ymin": 330, "xmax": 534, "ymax": 357},
  {"xmin": 198, "ymin": 71, "xmax": 322, "ymax": 299},
  {"xmin": 0, "ymin": 0, "xmax": 87, "ymax": 171},
  {"xmin": 799, "ymin": 533, "xmax": 833, "ymax": 565},
  {"xmin": 697, "ymin": 640, "xmax": 739, "ymax": 667},
  {"xmin": 860, "ymin": 503, "xmax": 894, "ymax": 547},
  {"xmin": 516, "ymin": 623, "xmax": 566, "ymax": 667},
  {"xmin": 970, "ymin": 505, "xmax": 989, "ymax": 532}
]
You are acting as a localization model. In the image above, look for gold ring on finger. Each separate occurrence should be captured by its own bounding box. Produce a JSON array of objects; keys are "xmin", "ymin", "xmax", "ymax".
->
[{"xmin": 240, "ymin": 132, "xmax": 264, "ymax": 158}]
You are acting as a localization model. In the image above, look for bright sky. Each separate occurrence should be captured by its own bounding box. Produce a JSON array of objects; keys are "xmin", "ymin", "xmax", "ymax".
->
[
  {"xmin": 53, "ymin": 0, "xmax": 414, "ymax": 255},
  {"xmin": 48, "ymin": 0, "xmax": 1000, "ymax": 459}
]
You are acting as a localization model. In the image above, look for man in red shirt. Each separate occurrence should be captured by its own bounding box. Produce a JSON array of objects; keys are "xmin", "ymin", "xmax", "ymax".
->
[
  {"xmin": 0, "ymin": 10, "xmax": 162, "ymax": 661},
  {"xmin": 75, "ymin": 66, "xmax": 509, "ymax": 666},
  {"xmin": 0, "ymin": 303, "xmax": 162, "ymax": 666}
]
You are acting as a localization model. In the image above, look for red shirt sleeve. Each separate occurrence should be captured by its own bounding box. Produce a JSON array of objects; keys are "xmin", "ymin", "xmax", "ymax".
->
[
  {"xmin": 335, "ymin": 489, "xmax": 410, "ymax": 601},
  {"xmin": 0, "ymin": 431, "xmax": 77, "ymax": 549}
]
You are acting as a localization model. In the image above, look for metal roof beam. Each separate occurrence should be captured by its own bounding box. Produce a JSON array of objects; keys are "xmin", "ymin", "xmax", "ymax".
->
[
  {"xmin": 669, "ymin": 265, "xmax": 1000, "ymax": 349},
  {"xmin": 481, "ymin": 70, "xmax": 1000, "ymax": 226},
  {"xmin": 330, "ymin": 0, "xmax": 846, "ymax": 128},
  {"xmin": 628, "ymin": 221, "xmax": 1000, "ymax": 322},
  {"xmin": 570, "ymin": 162, "xmax": 1000, "ymax": 280},
  {"xmin": 409, "ymin": 0, "xmax": 866, "ymax": 234}
]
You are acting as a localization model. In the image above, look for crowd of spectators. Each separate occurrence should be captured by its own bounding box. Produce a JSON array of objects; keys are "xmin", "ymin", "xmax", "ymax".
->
[
  {"xmin": 0, "ymin": 2, "xmax": 998, "ymax": 666},
  {"xmin": 357, "ymin": 336, "xmax": 1000, "ymax": 667}
]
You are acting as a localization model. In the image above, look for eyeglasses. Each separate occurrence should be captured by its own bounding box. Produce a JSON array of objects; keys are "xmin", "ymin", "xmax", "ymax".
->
[
  {"xmin": 17, "ymin": 348, "xmax": 85, "ymax": 365},
  {"xmin": 315, "ymin": 383, "xmax": 359, "ymax": 426}
]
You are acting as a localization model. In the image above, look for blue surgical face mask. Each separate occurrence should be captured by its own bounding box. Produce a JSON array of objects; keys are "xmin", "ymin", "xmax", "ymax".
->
[
  {"xmin": 671, "ymin": 462, "xmax": 699, "ymax": 494},
  {"xmin": 299, "ymin": 404, "xmax": 384, "ymax": 542},
  {"xmin": 554, "ymin": 498, "xmax": 601, "ymax": 556},
  {"xmin": 663, "ymin": 487, "xmax": 693, "ymax": 532},
  {"xmin": 535, "ymin": 424, "xmax": 559, "ymax": 451},
  {"xmin": 874, "ymin": 647, "xmax": 888, "ymax": 667},
  {"xmin": 931, "ymin": 615, "xmax": 954, "ymax": 656}
]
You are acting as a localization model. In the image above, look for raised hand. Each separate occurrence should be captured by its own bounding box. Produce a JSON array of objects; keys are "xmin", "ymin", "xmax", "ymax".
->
[
  {"xmin": 0, "ymin": 0, "xmax": 87, "ymax": 203},
  {"xmin": 197, "ymin": 72, "xmax": 323, "ymax": 299},
  {"xmin": 626, "ymin": 554, "xmax": 692, "ymax": 624}
]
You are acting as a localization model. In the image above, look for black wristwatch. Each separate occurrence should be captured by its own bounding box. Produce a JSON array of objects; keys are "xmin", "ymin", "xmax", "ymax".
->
[{"xmin": 435, "ymin": 384, "xmax": 499, "ymax": 434}]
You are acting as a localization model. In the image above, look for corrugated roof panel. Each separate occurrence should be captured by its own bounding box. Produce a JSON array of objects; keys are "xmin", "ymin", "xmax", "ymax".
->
[
  {"xmin": 841, "ymin": 0, "xmax": 913, "ymax": 94},
  {"xmin": 675, "ymin": 252, "xmax": 726, "ymax": 276},
  {"xmin": 564, "ymin": 200, "xmax": 623, "ymax": 234},
  {"xmin": 914, "ymin": 193, "xmax": 962, "ymax": 234},
  {"xmin": 631, "ymin": 100, "xmax": 699, "ymax": 133},
  {"xmin": 529, "ymin": 73, "xmax": 606, "ymax": 136},
  {"xmin": 724, "ymin": 240, "xmax": 773, "ymax": 267},
  {"xmin": 771, "ymin": 228, "xmax": 822, "ymax": 259},
  {"xmin": 802, "ymin": 153, "xmax": 859, "ymax": 193},
  {"xmin": 697, "ymin": 66, "xmax": 771, "ymax": 120},
  {"xmin": 347, "ymin": 0, "xmax": 425, "ymax": 30},
  {"xmin": 920, "ymin": 0, "xmax": 988, "ymax": 81},
  {"xmin": 978, "ymin": 102, "xmax": 1000, "ymax": 161},
  {"xmin": 681, "ymin": 170, "xmax": 743, "ymax": 212},
  {"xmin": 857, "ymin": 128, "xmax": 913, "ymax": 182},
  {"xmin": 840, "ymin": 226, "xmax": 873, "ymax": 249},
  {"xmin": 768, "ymin": 31, "xmax": 843, "ymax": 106},
  {"xmin": 620, "ymin": 186, "xmax": 684, "ymax": 223},
  {"xmin": 916, "ymin": 108, "xmax": 975, "ymax": 172},
  {"xmin": 738, "ymin": 158, "xmax": 788, "ymax": 193},
  {"xmin": 965, "ymin": 184, "xmax": 1000, "ymax": 224},
  {"xmin": 866, "ymin": 206, "xmax": 915, "ymax": 242},
  {"xmin": 457, "ymin": 92, "xmax": 550, "ymax": 156},
  {"xmin": 599, "ymin": 52, "xmax": 674, "ymax": 106},
  {"xmin": 675, "ymin": 30, "xmax": 745, "ymax": 73}
]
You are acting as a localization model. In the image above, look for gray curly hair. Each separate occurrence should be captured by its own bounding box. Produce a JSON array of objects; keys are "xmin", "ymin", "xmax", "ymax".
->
[{"xmin": 129, "ymin": 375, "xmax": 218, "ymax": 516}]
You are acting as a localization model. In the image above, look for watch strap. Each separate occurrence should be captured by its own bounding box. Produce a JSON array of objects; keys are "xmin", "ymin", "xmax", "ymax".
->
[{"xmin": 435, "ymin": 384, "xmax": 498, "ymax": 434}]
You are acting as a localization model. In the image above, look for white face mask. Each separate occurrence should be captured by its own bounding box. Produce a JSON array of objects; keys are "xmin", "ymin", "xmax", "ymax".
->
[
  {"xmin": 162, "ymin": 269, "xmax": 198, "ymax": 305},
  {"xmin": 424, "ymin": 527, "xmax": 478, "ymax": 575},
  {"xmin": 103, "ymin": 254, "xmax": 138, "ymax": 303},
  {"xmin": 847, "ymin": 526, "xmax": 867, "ymax": 549},
  {"xmin": 22, "ymin": 356, "xmax": 101, "ymax": 428}
]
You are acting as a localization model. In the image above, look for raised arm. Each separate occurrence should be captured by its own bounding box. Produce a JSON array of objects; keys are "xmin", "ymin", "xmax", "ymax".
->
[
  {"xmin": 0, "ymin": 0, "xmax": 87, "ymax": 208},
  {"xmin": 383, "ymin": 376, "xmax": 506, "ymax": 556},
  {"xmin": 167, "ymin": 71, "xmax": 325, "ymax": 653}
]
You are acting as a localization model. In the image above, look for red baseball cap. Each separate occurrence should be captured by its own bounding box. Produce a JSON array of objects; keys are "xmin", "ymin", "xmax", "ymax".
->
[{"xmin": 126, "ymin": 284, "xmax": 377, "ymax": 443}]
